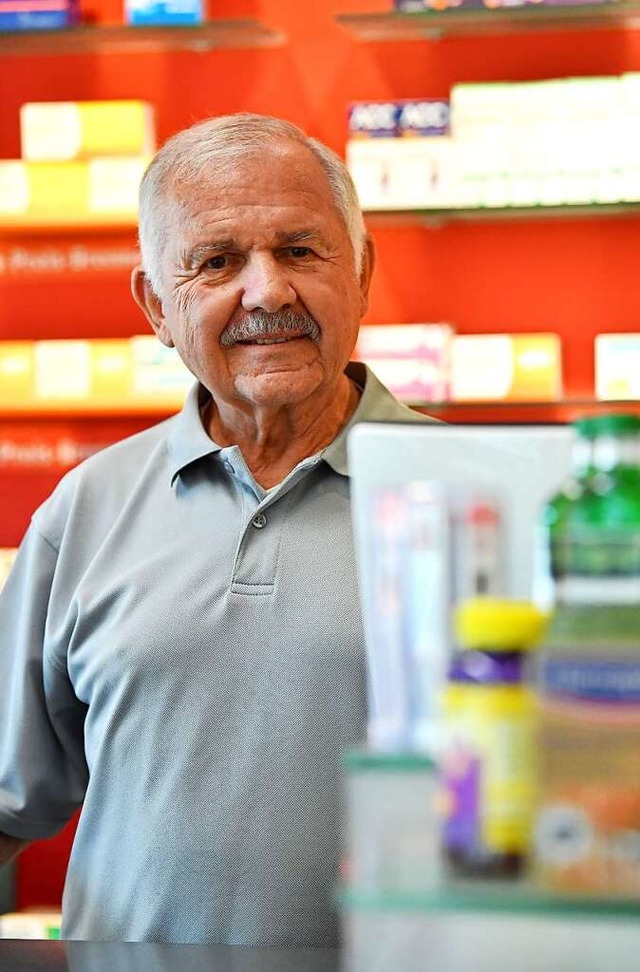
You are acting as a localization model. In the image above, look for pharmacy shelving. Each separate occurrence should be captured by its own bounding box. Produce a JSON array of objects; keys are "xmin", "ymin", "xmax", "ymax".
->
[
  {"xmin": 336, "ymin": 4, "xmax": 640, "ymax": 41},
  {"xmin": 0, "ymin": 18, "xmax": 285, "ymax": 56},
  {"xmin": 2, "ymin": 398, "xmax": 640, "ymax": 424},
  {"xmin": 363, "ymin": 202, "xmax": 640, "ymax": 227}
]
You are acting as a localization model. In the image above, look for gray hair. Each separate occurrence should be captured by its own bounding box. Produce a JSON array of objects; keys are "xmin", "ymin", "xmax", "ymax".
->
[{"xmin": 138, "ymin": 113, "xmax": 366, "ymax": 296}]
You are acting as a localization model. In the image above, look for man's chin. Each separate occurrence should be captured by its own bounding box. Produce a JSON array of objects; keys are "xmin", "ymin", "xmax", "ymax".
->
[{"xmin": 232, "ymin": 370, "xmax": 323, "ymax": 410}]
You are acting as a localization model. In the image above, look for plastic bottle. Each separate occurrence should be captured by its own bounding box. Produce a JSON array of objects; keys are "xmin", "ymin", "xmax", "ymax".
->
[
  {"xmin": 441, "ymin": 597, "xmax": 545, "ymax": 880},
  {"xmin": 536, "ymin": 416, "xmax": 597, "ymax": 610},
  {"xmin": 534, "ymin": 412, "xmax": 640, "ymax": 897}
]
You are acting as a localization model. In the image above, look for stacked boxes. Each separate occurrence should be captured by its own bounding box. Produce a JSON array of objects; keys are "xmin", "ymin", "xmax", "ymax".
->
[
  {"xmin": 347, "ymin": 76, "xmax": 640, "ymax": 211},
  {"xmin": 0, "ymin": 100, "xmax": 154, "ymax": 229},
  {"xmin": 345, "ymin": 99, "xmax": 462, "ymax": 210},
  {"xmin": 0, "ymin": 337, "xmax": 193, "ymax": 413}
]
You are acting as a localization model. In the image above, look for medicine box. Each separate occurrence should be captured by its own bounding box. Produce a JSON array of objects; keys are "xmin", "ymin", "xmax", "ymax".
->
[
  {"xmin": 21, "ymin": 101, "xmax": 156, "ymax": 162},
  {"xmin": 0, "ymin": 158, "xmax": 148, "ymax": 227},
  {"xmin": 0, "ymin": 0, "xmax": 77, "ymax": 31},
  {"xmin": 348, "ymin": 100, "xmax": 450, "ymax": 139},
  {"xmin": 354, "ymin": 323, "xmax": 453, "ymax": 402},
  {"xmin": 595, "ymin": 333, "xmax": 640, "ymax": 400},
  {"xmin": 451, "ymin": 333, "xmax": 562, "ymax": 401},
  {"xmin": 124, "ymin": 0, "xmax": 203, "ymax": 26}
]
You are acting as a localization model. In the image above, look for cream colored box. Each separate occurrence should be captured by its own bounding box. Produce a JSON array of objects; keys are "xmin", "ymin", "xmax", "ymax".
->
[
  {"xmin": 347, "ymin": 137, "xmax": 460, "ymax": 210},
  {"xmin": 21, "ymin": 100, "xmax": 155, "ymax": 161},
  {"xmin": 595, "ymin": 333, "xmax": 640, "ymax": 399},
  {"xmin": 451, "ymin": 333, "xmax": 562, "ymax": 401}
]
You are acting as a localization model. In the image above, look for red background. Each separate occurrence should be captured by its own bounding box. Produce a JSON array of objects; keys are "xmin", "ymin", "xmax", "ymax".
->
[{"xmin": 2, "ymin": 0, "xmax": 640, "ymax": 908}]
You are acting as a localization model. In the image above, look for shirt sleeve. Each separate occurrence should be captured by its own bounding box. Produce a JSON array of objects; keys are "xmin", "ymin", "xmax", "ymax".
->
[{"xmin": 0, "ymin": 522, "xmax": 88, "ymax": 840}]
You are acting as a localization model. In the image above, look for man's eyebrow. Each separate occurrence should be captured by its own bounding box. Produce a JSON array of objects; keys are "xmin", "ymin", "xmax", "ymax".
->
[
  {"xmin": 275, "ymin": 230, "xmax": 325, "ymax": 247},
  {"xmin": 181, "ymin": 240, "xmax": 237, "ymax": 266}
]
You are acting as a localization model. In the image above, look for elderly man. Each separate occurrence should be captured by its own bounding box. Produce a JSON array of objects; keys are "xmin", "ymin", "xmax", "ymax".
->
[{"xmin": 0, "ymin": 114, "xmax": 429, "ymax": 945}]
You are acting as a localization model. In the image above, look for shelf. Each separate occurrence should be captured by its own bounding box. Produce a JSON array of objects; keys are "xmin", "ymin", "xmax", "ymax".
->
[
  {"xmin": 0, "ymin": 218, "xmax": 138, "ymax": 237},
  {"xmin": 340, "ymin": 886, "xmax": 640, "ymax": 917},
  {"xmin": 363, "ymin": 201, "xmax": 640, "ymax": 228},
  {"xmin": 2, "ymin": 399, "xmax": 640, "ymax": 422},
  {"xmin": 336, "ymin": 4, "xmax": 640, "ymax": 41},
  {"xmin": 410, "ymin": 398, "xmax": 640, "ymax": 424},
  {"xmin": 0, "ymin": 18, "xmax": 285, "ymax": 56}
]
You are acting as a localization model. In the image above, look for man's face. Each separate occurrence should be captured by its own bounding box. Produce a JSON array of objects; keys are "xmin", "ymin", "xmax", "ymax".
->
[{"xmin": 133, "ymin": 141, "xmax": 373, "ymax": 413}]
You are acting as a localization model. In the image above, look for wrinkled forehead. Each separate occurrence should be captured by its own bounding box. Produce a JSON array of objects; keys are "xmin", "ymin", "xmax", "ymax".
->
[{"xmin": 164, "ymin": 142, "xmax": 342, "ymax": 235}]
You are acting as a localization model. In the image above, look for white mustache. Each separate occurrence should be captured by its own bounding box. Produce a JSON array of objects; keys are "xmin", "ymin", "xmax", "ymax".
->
[{"xmin": 220, "ymin": 309, "xmax": 320, "ymax": 348}]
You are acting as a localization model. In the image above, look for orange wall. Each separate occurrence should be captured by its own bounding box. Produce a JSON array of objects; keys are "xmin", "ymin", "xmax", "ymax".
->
[
  {"xmin": 2, "ymin": 0, "xmax": 640, "ymax": 397},
  {"xmin": 3, "ymin": 0, "xmax": 640, "ymax": 909}
]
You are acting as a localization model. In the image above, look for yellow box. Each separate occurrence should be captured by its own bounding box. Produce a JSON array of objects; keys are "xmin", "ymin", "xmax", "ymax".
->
[
  {"xmin": 21, "ymin": 100, "xmax": 156, "ymax": 161},
  {"xmin": 0, "ymin": 341, "xmax": 34, "ymax": 406},
  {"xmin": 451, "ymin": 333, "xmax": 562, "ymax": 401},
  {"xmin": 90, "ymin": 340, "xmax": 134, "ymax": 404},
  {"xmin": 0, "ymin": 159, "xmax": 145, "ymax": 227}
]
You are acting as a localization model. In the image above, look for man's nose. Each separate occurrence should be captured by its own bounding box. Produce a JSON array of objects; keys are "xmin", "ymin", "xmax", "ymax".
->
[{"xmin": 240, "ymin": 254, "xmax": 296, "ymax": 313}]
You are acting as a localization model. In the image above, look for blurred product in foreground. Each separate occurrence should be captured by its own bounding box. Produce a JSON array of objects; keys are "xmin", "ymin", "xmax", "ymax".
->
[
  {"xmin": 342, "ymin": 749, "xmax": 440, "ymax": 895},
  {"xmin": 366, "ymin": 485, "xmax": 504, "ymax": 752},
  {"xmin": 535, "ymin": 413, "xmax": 640, "ymax": 897},
  {"xmin": 443, "ymin": 598, "xmax": 544, "ymax": 880}
]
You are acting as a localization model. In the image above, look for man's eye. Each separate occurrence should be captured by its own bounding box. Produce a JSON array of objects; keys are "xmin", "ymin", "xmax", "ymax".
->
[
  {"xmin": 289, "ymin": 246, "xmax": 312, "ymax": 258},
  {"xmin": 203, "ymin": 255, "xmax": 228, "ymax": 270}
]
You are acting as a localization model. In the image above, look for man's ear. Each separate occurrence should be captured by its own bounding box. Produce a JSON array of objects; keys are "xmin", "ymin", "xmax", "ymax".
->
[
  {"xmin": 131, "ymin": 266, "xmax": 175, "ymax": 348},
  {"xmin": 358, "ymin": 235, "xmax": 375, "ymax": 318}
]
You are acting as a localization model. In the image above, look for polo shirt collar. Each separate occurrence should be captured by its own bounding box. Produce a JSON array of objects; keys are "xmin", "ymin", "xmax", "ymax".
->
[
  {"xmin": 167, "ymin": 382, "xmax": 223, "ymax": 485},
  {"xmin": 167, "ymin": 362, "xmax": 399, "ymax": 484}
]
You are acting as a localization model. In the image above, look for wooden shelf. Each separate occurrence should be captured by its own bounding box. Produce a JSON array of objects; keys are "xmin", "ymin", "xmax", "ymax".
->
[
  {"xmin": 363, "ymin": 202, "xmax": 640, "ymax": 228},
  {"xmin": 0, "ymin": 18, "xmax": 285, "ymax": 56},
  {"xmin": 336, "ymin": 4, "xmax": 640, "ymax": 42},
  {"xmin": 411, "ymin": 398, "xmax": 640, "ymax": 424}
]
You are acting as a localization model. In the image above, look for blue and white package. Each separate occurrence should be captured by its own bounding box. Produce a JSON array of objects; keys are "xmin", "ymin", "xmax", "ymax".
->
[
  {"xmin": 348, "ymin": 102, "xmax": 400, "ymax": 139},
  {"xmin": 125, "ymin": 0, "xmax": 203, "ymax": 26},
  {"xmin": 348, "ymin": 99, "xmax": 450, "ymax": 139},
  {"xmin": 0, "ymin": 0, "xmax": 78, "ymax": 31}
]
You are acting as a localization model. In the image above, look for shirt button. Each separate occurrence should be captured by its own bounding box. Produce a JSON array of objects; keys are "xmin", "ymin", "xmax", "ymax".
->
[
  {"xmin": 224, "ymin": 461, "xmax": 233, "ymax": 473},
  {"xmin": 252, "ymin": 513, "xmax": 267, "ymax": 529}
]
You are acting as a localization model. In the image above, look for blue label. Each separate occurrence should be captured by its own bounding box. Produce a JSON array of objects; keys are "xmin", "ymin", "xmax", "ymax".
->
[{"xmin": 541, "ymin": 659, "xmax": 640, "ymax": 704}]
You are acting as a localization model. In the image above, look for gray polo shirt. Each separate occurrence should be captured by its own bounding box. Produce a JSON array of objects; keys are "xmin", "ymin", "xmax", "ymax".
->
[{"xmin": 0, "ymin": 362, "xmax": 430, "ymax": 945}]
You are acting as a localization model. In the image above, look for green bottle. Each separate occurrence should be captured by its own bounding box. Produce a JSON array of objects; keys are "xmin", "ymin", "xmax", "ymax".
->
[
  {"xmin": 536, "ymin": 416, "xmax": 596, "ymax": 609},
  {"xmin": 551, "ymin": 413, "xmax": 640, "ymax": 636},
  {"xmin": 534, "ymin": 412, "xmax": 640, "ymax": 899}
]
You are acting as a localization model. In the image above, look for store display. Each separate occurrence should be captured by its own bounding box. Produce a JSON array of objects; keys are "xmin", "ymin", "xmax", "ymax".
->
[
  {"xmin": 442, "ymin": 598, "xmax": 544, "ymax": 880},
  {"xmin": 353, "ymin": 323, "xmax": 453, "ymax": 402},
  {"xmin": 347, "ymin": 75, "xmax": 640, "ymax": 211},
  {"xmin": 595, "ymin": 333, "xmax": 640, "ymax": 400},
  {"xmin": 450, "ymin": 333, "xmax": 562, "ymax": 402},
  {"xmin": 20, "ymin": 101, "xmax": 155, "ymax": 162},
  {"xmin": 0, "ymin": 0, "xmax": 78, "ymax": 31},
  {"xmin": 0, "ymin": 337, "xmax": 192, "ymax": 412},
  {"xmin": 535, "ymin": 413, "xmax": 640, "ymax": 897},
  {"xmin": 0, "ymin": 100, "xmax": 154, "ymax": 228}
]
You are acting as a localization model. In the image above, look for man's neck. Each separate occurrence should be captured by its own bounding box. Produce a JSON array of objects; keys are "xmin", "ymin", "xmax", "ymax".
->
[{"xmin": 204, "ymin": 377, "xmax": 361, "ymax": 489}]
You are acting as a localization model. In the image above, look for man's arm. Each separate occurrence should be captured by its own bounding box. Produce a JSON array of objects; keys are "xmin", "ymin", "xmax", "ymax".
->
[{"xmin": 0, "ymin": 832, "xmax": 30, "ymax": 866}]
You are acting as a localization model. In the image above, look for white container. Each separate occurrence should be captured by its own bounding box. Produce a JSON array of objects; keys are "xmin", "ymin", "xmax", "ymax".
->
[{"xmin": 343, "ymin": 749, "xmax": 442, "ymax": 895}]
